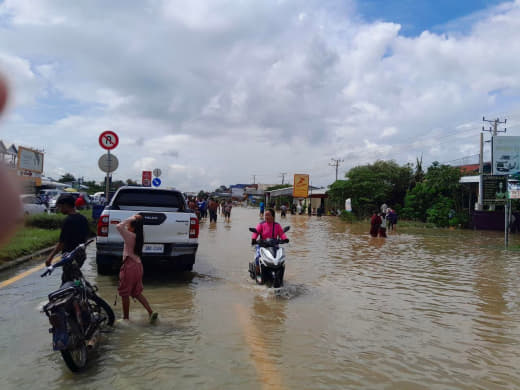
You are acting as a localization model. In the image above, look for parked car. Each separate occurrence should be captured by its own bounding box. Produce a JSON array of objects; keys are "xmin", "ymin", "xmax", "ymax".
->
[{"xmin": 21, "ymin": 194, "xmax": 47, "ymax": 215}]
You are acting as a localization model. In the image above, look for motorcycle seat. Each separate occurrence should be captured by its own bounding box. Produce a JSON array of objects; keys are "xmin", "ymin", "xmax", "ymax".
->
[{"xmin": 48, "ymin": 282, "xmax": 79, "ymax": 301}]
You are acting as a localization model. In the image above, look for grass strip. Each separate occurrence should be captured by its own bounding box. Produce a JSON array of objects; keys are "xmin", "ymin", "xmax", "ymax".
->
[{"xmin": 0, "ymin": 228, "xmax": 60, "ymax": 263}]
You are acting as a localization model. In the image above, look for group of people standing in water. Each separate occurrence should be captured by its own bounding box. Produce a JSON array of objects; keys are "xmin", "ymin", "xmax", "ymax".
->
[{"xmin": 370, "ymin": 206, "xmax": 398, "ymax": 237}]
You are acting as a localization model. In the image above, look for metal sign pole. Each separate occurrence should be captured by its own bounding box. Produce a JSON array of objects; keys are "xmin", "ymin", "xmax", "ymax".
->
[
  {"xmin": 105, "ymin": 150, "xmax": 111, "ymax": 200},
  {"xmin": 505, "ymin": 199, "xmax": 510, "ymax": 248}
]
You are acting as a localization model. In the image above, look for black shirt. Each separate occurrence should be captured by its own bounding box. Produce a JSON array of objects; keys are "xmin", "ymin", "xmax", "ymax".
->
[
  {"xmin": 60, "ymin": 213, "xmax": 89, "ymax": 252},
  {"xmin": 59, "ymin": 213, "xmax": 89, "ymax": 283}
]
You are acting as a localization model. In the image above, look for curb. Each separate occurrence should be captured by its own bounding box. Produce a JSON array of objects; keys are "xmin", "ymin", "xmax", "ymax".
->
[{"xmin": 0, "ymin": 245, "xmax": 55, "ymax": 272}]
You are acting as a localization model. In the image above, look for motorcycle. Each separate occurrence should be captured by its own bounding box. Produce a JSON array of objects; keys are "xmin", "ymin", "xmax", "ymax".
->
[
  {"xmin": 41, "ymin": 239, "xmax": 115, "ymax": 372},
  {"xmin": 248, "ymin": 226, "xmax": 290, "ymax": 288}
]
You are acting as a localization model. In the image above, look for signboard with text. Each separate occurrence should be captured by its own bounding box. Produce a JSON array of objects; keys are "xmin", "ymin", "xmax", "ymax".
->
[
  {"xmin": 293, "ymin": 174, "xmax": 309, "ymax": 198},
  {"xmin": 142, "ymin": 171, "xmax": 152, "ymax": 187},
  {"xmin": 508, "ymin": 181, "xmax": 520, "ymax": 199},
  {"xmin": 17, "ymin": 146, "xmax": 44, "ymax": 173},
  {"xmin": 483, "ymin": 175, "xmax": 508, "ymax": 204}
]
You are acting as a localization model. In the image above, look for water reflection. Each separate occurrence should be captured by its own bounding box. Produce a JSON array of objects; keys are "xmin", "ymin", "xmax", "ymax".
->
[{"xmin": 2, "ymin": 208, "xmax": 520, "ymax": 389}]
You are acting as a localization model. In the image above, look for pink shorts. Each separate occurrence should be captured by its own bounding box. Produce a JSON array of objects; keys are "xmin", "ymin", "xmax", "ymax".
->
[{"xmin": 118, "ymin": 257, "xmax": 144, "ymax": 298}]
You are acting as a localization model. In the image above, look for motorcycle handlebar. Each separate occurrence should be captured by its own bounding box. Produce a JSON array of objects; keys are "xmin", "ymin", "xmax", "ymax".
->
[
  {"xmin": 41, "ymin": 266, "xmax": 53, "ymax": 277},
  {"xmin": 41, "ymin": 239, "xmax": 94, "ymax": 277}
]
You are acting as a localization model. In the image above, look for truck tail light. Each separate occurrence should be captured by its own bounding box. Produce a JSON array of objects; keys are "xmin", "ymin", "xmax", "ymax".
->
[
  {"xmin": 189, "ymin": 217, "xmax": 199, "ymax": 238},
  {"xmin": 97, "ymin": 215, "xmax": 109, "ymax": 237}
]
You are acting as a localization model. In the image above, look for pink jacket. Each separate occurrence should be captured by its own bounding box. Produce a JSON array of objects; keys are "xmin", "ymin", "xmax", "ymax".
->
[{"xmin": 252, "ymin": 221, "xmax": 287, "ymax": 241}]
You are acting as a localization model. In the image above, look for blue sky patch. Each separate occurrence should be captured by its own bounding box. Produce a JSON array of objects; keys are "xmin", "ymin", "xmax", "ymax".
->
[{"xmin": 356, "ymin": 0, "xmax": 507, "ymax": 36}]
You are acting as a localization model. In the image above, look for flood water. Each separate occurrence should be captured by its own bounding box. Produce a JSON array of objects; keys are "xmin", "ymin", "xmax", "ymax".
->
[{"xmin": 1, "ymin": 207, "xmax": 520, "ymax": 389}]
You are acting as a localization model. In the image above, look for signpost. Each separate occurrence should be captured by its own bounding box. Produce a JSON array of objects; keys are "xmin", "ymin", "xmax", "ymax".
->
[
  {"xmin": 142, "ymin": 171, "xmax": 152, "ymax": 187},
  {"xmin": 293, "ymin": 174, "xmax": 309, "ymax": 198},
  {"xmin": 98, "ymin": 154, "xmax": 119, "ymax": 173},
  {"xmin": 153, "ymin": 168, "xmax": 162, "ymax": 178},
  {"xmin": 99, "ymin": 131, "xmax": 119, "ymax": 199}
]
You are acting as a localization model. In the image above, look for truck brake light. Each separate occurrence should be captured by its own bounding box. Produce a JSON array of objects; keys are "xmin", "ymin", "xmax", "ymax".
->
[
  {"xmin": 97, "ymin": 215, "xmax": 109, "ymax": 237},
  {"xmin": 189, "ymin": 217, "xmax": 199, "ymax": 238}
]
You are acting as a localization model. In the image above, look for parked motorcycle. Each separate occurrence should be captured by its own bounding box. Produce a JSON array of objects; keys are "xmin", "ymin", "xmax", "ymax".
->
[
  {"xmin": 41, "ymin": 240, "xmax": 115, "ymax": 372},
  {"xmin": 248, "ymin": 226, "xmax": 290, "ymax": 288}
]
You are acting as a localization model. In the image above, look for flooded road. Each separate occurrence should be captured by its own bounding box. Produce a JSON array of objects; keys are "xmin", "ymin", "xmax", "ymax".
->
[{"xmin": 2, "ymin": 207, "xmax": 520, "ymax": 389}]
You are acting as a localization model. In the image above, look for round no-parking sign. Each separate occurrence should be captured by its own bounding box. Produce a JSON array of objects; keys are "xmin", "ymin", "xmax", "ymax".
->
[
  {"xmin": 152, "ymin": 178, "xmax": 161, "ymax": 187},
  {"xmin": 99, "ymin": 130, "xmax": 119, "ymax": 150}
]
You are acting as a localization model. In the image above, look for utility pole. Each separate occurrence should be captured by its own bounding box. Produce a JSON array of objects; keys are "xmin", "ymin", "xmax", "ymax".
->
[
  {"xmin": 482, "ymin": 116, "xmax": 507, "ymax": 136},
  {"xmin": 329, "ymin": 158, "xmax": 344, "ymax": 181},
  {"xmin": 251, "ymin": 175, "xmax": 256, "ymax": 185},
  {"xmin": 279, "ymin": 172, "xmax": 287, "ymax": 185}
]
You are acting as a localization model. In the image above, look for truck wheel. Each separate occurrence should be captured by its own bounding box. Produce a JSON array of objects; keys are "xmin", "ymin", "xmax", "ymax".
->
[
  {"xmin": 183, "ymin": 254, "xmax": 195, "ymax": 272},
  {"xmin": 96, "ymin": 262, "xmax": 113, "ymax": 275}
]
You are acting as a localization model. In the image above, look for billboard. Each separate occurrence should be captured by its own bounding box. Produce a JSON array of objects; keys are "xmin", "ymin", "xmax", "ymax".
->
[
  {"xmin": 142, "ymin": 171, "xmax": 152, "ymax": 187},
  {"xmin": 17, "ymin": 146, "xmax": 44, "ymax": 173},
  {"xmin": 483, "ymin": 175, "xmax": 508, "ymax": 204},
  {"xmin": 293, "ymin": 174, "xmax": 309, "ymax": 198},
  {"xmin": 492, "ymin": 136, "xmax": 520, "ymax": 175}
]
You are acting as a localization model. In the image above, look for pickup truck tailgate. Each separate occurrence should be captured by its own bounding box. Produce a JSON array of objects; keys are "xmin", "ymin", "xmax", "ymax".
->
[{"xmin": 107, "ymin": 211, "xmax": 191, "ymax": 243}]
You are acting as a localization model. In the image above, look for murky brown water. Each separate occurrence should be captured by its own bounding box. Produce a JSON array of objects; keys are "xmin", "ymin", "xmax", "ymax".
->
[{"xmin": 2, "ymin": 207, "xmax": 520, "ymax": 389}]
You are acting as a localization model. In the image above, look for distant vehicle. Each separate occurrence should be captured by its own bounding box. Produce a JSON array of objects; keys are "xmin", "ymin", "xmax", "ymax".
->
[
  {"xmin": 21, "ymin": 194, "xmax": 47, "ymax": 215},
  {"xmin": 496, "ymin": 154, "xmax": 518, "ymax": 173}
]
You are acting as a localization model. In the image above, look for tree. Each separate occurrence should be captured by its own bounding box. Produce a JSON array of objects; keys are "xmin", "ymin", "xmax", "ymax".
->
[
  {"xmin": 58, "ymin": 173, "xmax": 76, "ymax": 183},
  {"xmin": 401, "ymin": 163, "xmax": 462, "ymax": 223},
  {"xmin": 327, "ymin": 180, "xmax": 350, "ymax": 209},
  {"xmin": 126, "ymin": 179, "xmax": 138, "ymax": 186},
  {"xmin": 340, "ymin": 160, "xmax": 413, "ymax": 217}
]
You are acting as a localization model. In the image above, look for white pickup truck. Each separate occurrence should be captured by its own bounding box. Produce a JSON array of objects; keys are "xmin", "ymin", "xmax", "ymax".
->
[{"xmin": 95, "ymin": 186, "xmax": 199, "ymax": 274}]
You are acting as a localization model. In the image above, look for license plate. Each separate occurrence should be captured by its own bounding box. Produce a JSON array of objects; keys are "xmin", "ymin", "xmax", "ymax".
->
[{"xmin": 143, "ymin": 244, "xmax": 164, "ymax": 253}]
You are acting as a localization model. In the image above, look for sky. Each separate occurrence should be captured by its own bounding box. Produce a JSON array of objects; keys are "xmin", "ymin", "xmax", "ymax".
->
[{"xmin": 0, "ymin": 0, "xmax": 519, "ymax": 192}]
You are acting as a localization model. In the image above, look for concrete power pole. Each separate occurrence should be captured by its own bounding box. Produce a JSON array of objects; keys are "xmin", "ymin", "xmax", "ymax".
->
[
  {"xmin": 482, "ymin": 116, "xmax": 507, "ymax": 136},
  {"xmin": 329, "ymin": 158, "xmax": 344, "ymax": 181},
  {"xmin": 251, "ymin": 175, "xmax": 256, "ymax": 185},
  {"xmin": 279, "ymin": 172, "xmax": 287, "ymax": 185}
]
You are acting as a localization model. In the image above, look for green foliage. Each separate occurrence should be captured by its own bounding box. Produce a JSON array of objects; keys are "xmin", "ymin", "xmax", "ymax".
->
[
  {"xmin": 24, "ymin": 210, "xmax": 96, "ymax": 235},
  {"xmin": 58, "ymin": 173, "xmax": 76, "ymax": 183},
  {"xmin": 329, "ymin": 160, "xmax": 413, "ymax": 218},
  {"xmin": 0, "ymin": 228, "xmax": 60, "ymax": 261},
  {"xmin": 339, "ymin": 210, "xmax": 356, "ymax": 223},
  {"xmin": 426, "ymin": 196, "xmax": 455, "ymax": 227},
  {"xmin": 402, "ymin": 163, "xmax": 462, "ymax": 225},
  {"xmin": 25, "ymin": 213, "xmax": 67, "ymax": 229}
]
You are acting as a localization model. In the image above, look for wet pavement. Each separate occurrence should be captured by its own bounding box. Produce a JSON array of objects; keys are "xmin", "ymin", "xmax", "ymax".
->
[{"xmin": 1, "ymin": 207, "xmax": 520, "ymax": 389}]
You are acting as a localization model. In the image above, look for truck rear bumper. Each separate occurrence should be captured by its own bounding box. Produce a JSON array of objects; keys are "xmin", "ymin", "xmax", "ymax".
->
[{"xmin": 96, "ymin": 242, "xmax": 198, "ymax": 264}]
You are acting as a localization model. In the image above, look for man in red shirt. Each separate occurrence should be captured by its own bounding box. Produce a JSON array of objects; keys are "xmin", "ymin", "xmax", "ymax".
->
[{"xmin": 75, "ymin": 195, "xmax": 86, "ymax": 210}]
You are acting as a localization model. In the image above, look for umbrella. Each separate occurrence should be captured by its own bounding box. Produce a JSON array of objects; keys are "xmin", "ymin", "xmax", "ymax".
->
[{"xmin": 64, "ymin": 187, "xmax": 78, "ymax": 192}]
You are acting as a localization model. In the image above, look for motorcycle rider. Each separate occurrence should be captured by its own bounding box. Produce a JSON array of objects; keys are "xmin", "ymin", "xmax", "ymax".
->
[
  {"xmin": 45, "ymin": 194, "xmax": 90, "ymax": 284},
  {"xmin": 251, "ymin": 208, "xmax": 289, "ymax": 273}
]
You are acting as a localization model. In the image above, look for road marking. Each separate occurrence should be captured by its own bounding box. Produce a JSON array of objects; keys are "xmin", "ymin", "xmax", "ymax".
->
[
  {"xmin": 0, "ymin": 256, "xmax": 61, "ymax": 290},
  {"xmin": 235, "ymin": 303, "xmax": 285, "ymax": 390}
]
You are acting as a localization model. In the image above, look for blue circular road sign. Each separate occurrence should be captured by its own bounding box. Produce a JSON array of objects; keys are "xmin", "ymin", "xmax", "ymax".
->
[{"xmin": 152, "ymin": 178, "xmax": 161, "ymax": 187}]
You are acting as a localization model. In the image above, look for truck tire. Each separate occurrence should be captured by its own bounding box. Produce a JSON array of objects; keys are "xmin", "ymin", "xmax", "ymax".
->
[
  {"xmin": 96, "ymin": 255, "xmax": 117, "ymax": 275},
  {"xmin": 96, "ymin": 262, "xmax": 113, "ymax": 275},
  {"xmin": 183, "ymin": 254, "xmax": 195, "ymax": 272}
]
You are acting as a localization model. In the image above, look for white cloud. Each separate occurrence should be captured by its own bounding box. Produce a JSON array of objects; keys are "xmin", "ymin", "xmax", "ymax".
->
[{"xmin": 0, "ymin": 0, "xmax": 519, "ymax": 191}]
